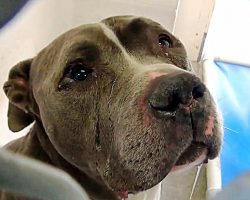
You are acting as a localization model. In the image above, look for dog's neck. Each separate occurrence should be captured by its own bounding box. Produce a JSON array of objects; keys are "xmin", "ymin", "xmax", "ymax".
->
[{"xmin": 32, "ymin": 121, "xmax": 119, "ymax": 200}]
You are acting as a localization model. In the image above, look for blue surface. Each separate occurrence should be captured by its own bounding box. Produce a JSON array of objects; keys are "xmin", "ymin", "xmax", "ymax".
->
[{"xmin": 212, "ymin": 61, "xmax": 250, "ymax": 187}]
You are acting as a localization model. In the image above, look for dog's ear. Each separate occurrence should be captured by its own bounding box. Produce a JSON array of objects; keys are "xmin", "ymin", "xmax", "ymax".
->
[{"xmin": 3, "ymin": 59, "xmax": 35, "ymax": 132}]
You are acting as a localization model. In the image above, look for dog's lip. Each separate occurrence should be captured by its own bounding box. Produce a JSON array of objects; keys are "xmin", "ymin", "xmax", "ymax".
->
[
  {"xmin": 170, "ymin": 149, "xmax": 208, "ymax": 174},
  {"xmin": 118, "ymin": 191, "xmax": 129, "ymax": 199}
]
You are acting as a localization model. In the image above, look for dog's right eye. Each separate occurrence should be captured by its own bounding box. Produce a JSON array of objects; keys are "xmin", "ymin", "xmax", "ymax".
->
[
  {"xmin": 158, "ymin": 34, "xmax": 172, "ymax": 48},
  {"xmin": 58, "ymin": 62, "xmax": 93, "ymax": 90},
  {"xmin": 69, "ymin": 63, "xmax": 93, "ymax": 81}
]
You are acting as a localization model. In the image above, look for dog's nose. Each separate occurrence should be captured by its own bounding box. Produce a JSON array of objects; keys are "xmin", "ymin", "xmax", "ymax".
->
[{"xmin": 148, "ymin": 72, "xmax": 206, "ymax": 114}]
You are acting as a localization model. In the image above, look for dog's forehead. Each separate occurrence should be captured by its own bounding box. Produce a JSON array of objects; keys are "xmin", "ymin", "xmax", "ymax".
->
[
  {"xmin": 101, "ymin": 15, "xmax": 162, "ymax": 30},
  {"xmin": 31, "ymin": 16, "xmax": 188, "ymax": 86},
  {"xmin": 35, "ymin": 16, "xmax": 176, "ymax": 65},
  {"xmin": 101, "ymin": 16, "xmax": 171, "ymax": 48},
  {"xmin": 63, "ymin": 16, "xmax": 165, "ymax": 52},
  {"xmin": 61, "ymin": 16, "xmax": 169, "ymax": 55},
  {"xmin": 100, "ymin": 16, "xmax": 186, "ymax": 65}
]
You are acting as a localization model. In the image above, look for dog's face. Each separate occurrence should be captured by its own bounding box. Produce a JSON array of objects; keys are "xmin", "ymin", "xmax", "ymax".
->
[{"xmin": 4, "ymin": 16, "xmax": 222, "ymax": 195}]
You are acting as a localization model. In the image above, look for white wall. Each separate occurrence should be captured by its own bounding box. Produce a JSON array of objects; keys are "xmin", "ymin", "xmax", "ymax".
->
[
  {"xmin": 173, "ymin": 0, "xmax": 215, "ymax": 61},
  {"xmin": 203, "ymin": 0, "xmax": 250, "ymax": 65},
  {"xmin": 0, "ymin": 0, "xmax": 179, "ymax": 146}
]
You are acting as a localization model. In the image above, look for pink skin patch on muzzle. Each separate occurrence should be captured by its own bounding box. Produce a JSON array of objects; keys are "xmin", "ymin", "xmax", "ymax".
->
[
  {"xmin": 205, "ymin": 116, "xmax": 214, "ymax": 136},
  {"xmin": 137, "ymin": 71, "xmax": 168, "ymax": 126},
  {"xmin": 148, "ymin": 71, "xmax": 168, "ymax": 80}
]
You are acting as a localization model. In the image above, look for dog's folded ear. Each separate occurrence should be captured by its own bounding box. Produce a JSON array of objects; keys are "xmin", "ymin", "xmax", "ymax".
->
[{"xmin": 3, "ymin": 59, "xmax": 35, "ymax": 132}]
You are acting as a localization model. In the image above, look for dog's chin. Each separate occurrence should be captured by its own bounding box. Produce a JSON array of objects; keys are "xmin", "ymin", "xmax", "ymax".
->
[
  {"xmin": 162, "ymin": 142, "xmax": 208, "ymax": 178},
  {"xmin": 114, "ymin": 145, "xmax": 208, "ymax": 199},
  {"xmin": 117, "ymin": 151, "xmax": 207, "ymax": 198},
  {"xmin": 169, "ymin": 149, "xmax": 208, "ymax": 175}
]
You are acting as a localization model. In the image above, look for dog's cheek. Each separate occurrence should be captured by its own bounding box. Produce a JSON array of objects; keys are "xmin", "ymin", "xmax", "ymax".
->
[
  {"xmin": 37, "ymin": 75, "xmax": 120, "ymax": 172},
  {"xmin": 34, "ymin": 87, "xmax": 100, "ymax": 165},
  {"xmin": 100, "ymin": 113, "xmax": 193, "ymax": 192}
]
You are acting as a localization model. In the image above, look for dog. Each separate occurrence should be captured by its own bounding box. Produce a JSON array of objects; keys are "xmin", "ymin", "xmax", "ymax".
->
[{"xmin": 1, "ymin": 16, "xmax": 222, "ymax": 200}]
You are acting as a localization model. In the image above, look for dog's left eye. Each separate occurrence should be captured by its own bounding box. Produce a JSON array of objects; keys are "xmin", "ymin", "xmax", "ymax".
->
[
  {"xmin": 158, "ymin": 34, "xmax": 172, "ymax": 48},
  {"xmin": 69, "ymin": 63, "xmax": 93, "ymax": 81}
]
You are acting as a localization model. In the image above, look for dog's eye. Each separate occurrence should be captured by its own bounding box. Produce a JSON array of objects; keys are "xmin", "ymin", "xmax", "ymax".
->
[
  {"xmin": 58, "ymin": 62, "xmax": 93, "ymax": 90},
  {"xmin": 158, "ymin": 34, "xmax": 172, "ymax": 48},
  {"xmin": 69, "ymin": 62, "xmax": 93, "ymax": 81}
]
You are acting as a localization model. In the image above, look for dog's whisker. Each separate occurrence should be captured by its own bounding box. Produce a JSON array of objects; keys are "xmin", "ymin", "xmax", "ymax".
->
[
  {"xmin": 214, "ymin": 121, "xmax": 238, "ymax": 135},
  {"xmin": 213, "ymin": 119, "xmax": 238, "ymax": 134},
  {"xmin": 223, "ymin": 126, "xmax": 239, "ymax": 134}
]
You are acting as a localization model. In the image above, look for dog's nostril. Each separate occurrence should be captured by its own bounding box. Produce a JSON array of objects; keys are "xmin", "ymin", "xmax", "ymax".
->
[
  {"xmin": 149, "ymin": 101, "xmax": 178, "ymax": 114},
  {"xmin": 149, "ymin": 91, "xmax": 181, "ymax": 115},
  {"xmin": 192, "ymin": 84, "xmax": 205, "ymax": 99}
]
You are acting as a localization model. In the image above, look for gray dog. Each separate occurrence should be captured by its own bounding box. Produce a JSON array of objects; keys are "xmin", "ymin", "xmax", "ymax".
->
[{"xmin": 2, "ymin": 16, "xmax": 222, "ymax": 200}]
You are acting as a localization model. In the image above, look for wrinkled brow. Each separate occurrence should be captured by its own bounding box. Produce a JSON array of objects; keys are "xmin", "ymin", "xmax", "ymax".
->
[{"xmin": 67, "ymin": 42, "xmax": 100, "ymax": 63}]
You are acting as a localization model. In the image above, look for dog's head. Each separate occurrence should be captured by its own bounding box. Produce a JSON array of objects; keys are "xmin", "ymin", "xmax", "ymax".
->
[{"xmin": 3, "ymin": 16, "xmax": 222, "ymax": 195}]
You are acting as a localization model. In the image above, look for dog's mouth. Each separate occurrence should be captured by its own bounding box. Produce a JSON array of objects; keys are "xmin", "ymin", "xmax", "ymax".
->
[
  {"xmin": 170, "ymin": 150, "xmax": 207, "ymax": 174},
  {"xmin": 170, "ymin": 141, "xmax": 208, "ymax": 173}
]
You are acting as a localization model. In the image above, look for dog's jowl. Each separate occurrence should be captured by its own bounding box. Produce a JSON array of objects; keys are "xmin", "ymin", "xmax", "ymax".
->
[{"xmin": 2, "ymin": 16, "xmax": 222, "ymax": 200}]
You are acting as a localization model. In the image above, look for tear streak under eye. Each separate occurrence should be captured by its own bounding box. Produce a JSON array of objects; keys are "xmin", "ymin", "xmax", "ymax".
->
[{"xmin": 58, "ymin": 77, "xmax": 74, "ymax": 90}]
